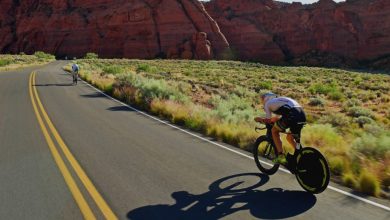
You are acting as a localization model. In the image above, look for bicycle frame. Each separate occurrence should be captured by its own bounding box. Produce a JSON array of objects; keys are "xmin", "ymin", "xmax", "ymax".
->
[{"xmin": 255, "ymin": 122, "xmax": 303, "ymax": 152}]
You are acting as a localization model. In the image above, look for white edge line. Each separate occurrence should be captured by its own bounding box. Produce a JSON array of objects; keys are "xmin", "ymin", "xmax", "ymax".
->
[{"xmin": 74, "ymin": 72, "xmax": 390, "ymax": 212}]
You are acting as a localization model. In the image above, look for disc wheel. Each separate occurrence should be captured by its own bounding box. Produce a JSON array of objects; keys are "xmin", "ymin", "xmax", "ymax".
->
[{"xmin": 295, "ymin": 147, "xmax": 330, "ymax": 194}]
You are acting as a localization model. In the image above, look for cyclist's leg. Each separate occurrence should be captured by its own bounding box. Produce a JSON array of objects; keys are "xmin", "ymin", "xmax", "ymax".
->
[{"xmin": 273, "ymin": 118, "xmax": 288, "ymax": 154}]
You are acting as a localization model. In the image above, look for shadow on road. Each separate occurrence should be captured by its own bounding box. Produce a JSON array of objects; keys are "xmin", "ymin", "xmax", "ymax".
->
[
  {"xmin": 127, "ymin": 173, "xmax": 316, "ymax": 220},
  {"xmin": 80, "ymin": 92, "xmax": 107, "ymax": 98},
  {"xmin": 34, "ymin": 83, "xmax": 74, "ymax": 87},
  {"xmin": 107, "ymin": 106, "xmax": 134, "ymax": 112}
]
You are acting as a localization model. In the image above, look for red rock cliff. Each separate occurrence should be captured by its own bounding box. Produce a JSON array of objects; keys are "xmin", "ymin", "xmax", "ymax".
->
[
  {"xmin": 0, "ymin": 0, "xmax": 230, "ymax": 59},
  {"xmin": 205, "ymin": 0, "xmax": 390, "ymax": 67}
]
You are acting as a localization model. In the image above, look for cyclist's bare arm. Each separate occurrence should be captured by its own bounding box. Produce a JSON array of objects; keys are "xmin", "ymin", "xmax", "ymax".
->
[{"xmin": 254, "ymin": 116, "xmax": 279, "ymax": 123}]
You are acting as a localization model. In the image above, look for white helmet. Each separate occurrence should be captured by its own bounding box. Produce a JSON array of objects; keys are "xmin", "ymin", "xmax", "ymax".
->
[{"xmin": 261, "ymin": 92, "xmax": 277, "ymax": 102}]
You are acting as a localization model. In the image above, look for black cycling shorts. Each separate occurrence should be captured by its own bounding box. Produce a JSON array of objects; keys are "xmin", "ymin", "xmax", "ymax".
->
[{"xmin": 274, "ymin": 106, "xmax": 306, "ymax": 135}]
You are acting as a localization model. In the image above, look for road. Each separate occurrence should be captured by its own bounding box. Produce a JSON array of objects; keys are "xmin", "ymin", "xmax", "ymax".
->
[{"xmin": 0, "ymin": 61, "xmax": 389, "ymax": 219}]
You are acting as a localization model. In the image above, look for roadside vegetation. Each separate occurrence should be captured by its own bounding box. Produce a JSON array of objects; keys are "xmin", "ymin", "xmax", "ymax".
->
[
  {"xmin": 0, "ymin": 52, "xmax": 55, "ymax": 71},
  {"xmin": 65, "ymin": 54, "xmax": 390, "ymax": 197}
]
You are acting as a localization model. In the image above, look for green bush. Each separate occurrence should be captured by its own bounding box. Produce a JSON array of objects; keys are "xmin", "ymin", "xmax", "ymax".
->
[
  {"xmin": 342, "ymin": 172, "xmax": 358, "ymax": 188},
  {"xmin": 318, "ymin": 113, "xmax": 350, "ymax": 128},
  {"xmin": 358, "ymin": 170, "xmax": 381, "ymax": 197},
  {"xmin": 209, "ymin": 94, "xmax": 257, "ymax": 124},
  {"xmin": 353, "ymin": 116, "xmax": 375, "ymax": 127},
  {"xmin": 257, "ymin": 81, "xmax": 273, "ymax": 90},
  {"xmin": 84, "ymin": 53, "xmax": 98, "ymax": 59},
  {"xmin": 344, "ymin": 98, "xmax": 362, "ymax": 108},
  {"xmin": 102, "ymin": 65, "xmax": 124, "ymax": 75},
  {"xmin": 328, "ymin": 156, "xmax": 345, "ymax": 176},
  {"xmin": 308, "ymin": 83, "xmax": 338, "ymax": 95},
  {"xmin": 120, "ymin": 74, "xmax": 189, "ymax": 104},
  {"xmin": 137, "ymin": 64, "xmax": 151, "ymax": 73},
  {"xmin": 34, "ymin": 51, "xmax": 55, "ymax": 60},
  {"xmin": 329, "ymin": 90, "xmax": 344, "ymax": 101},
  {"xmin": 0, "ymin": 59, "xmax": 11, "ymax": 67},
  {"xmin": 352, "ymin": 134, "xmax": 390, "ymax": 159},
  {"xmin": 347, "ymin": 106, "xmax": 374, "ymax": 119},
  {"xmin": 308, "ymin": 97, "xmax": 326, "ymax": 106}
]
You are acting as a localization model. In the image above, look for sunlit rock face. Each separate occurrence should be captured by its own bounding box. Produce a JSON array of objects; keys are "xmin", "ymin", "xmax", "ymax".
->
[
  {"xmin": 0, "ymin": 0, "xmax": 229, "ymax": 59},
  {"xmin": 205, "ymin": 0, "xmax": 390, "ymax": 67}
]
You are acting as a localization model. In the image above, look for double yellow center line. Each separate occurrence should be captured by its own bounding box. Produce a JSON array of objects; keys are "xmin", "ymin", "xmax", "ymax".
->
[{"xmin": 29, "ymin": 72, "xmax": 117, "ymax": 220}]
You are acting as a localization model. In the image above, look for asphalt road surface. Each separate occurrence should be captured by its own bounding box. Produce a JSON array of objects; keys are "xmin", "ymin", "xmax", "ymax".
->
[{"xmin": 1, "ymin": 61, "xmax": 389, "ymax": 220}]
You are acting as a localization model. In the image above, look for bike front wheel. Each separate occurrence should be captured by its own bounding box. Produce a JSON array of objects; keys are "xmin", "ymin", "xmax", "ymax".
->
[
  {"xmin": 295, "ymin": 147, "xmax": 330, "ymax": 194},
  {"xmin": 253, "ymin": 136, "xmax": 280, "ymax": 175}
]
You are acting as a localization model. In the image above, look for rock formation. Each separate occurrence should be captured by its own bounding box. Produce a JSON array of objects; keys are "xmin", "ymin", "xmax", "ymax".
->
[
  {"xmin": 205, "ymin": 0, "xmax": 390, "ymax": 67},
  {"xmin": 1, "ymin": 0, "xmax": 390, "ymax": 68},
  {"xmin": 0, "ymin": 0, "xmax": 229, "ymax": 60}
]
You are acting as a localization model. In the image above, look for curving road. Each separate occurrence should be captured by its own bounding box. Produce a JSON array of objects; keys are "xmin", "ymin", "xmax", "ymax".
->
[{"xmin": 0, "ymin": 61, "xmax": 389, "ymax": 219}]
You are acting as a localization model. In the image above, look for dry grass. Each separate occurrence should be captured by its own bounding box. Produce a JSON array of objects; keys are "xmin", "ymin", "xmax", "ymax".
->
[
  {"xmin": 0, "ymin": 53, "xmax": 54, "ymax": 71},
  {"xmin": 63, "ymin": 58, "xmax": 390, "ymax": 197}
]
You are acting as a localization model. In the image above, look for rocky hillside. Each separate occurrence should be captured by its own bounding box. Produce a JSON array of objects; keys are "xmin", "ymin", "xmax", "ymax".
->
[
  {"xmin": 1, "ymin": 0, "xmax": 389, "ymax": 68},
  {"xmin": 0, "ymin": 0, "xmax": 229, "ymax": 60},
  {"xmin": 205, "ymin": 0, "xmax": 390, "ymax": 67}
]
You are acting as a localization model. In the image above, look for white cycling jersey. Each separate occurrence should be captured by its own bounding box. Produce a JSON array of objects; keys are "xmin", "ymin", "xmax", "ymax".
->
[{"xmin": 264, "ymin": 97, "xmax": 301, "ymax": 119}]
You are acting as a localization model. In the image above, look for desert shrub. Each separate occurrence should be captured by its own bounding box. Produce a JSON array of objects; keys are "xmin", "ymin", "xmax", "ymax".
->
[
  {"xmin": 344, "ymin": 98, "xmax": 362, "ymax": 108},
  {"xmin": 210, "ymin": 94, "xmax": 257, "ymax": 124},
  {"xmin": 302, "ymin": 124, "xmax": 348, "ymax": 157},
  {"xmin": 308, "ymin": 82, "xmax": 338, "ymax": 95},
  {"xmin": 34, "ymin": 51, "xmax": 55, "ymax": 60},
  {"xmin": 257, "ymin": 81, "xmax": 273, "ymax": 90},
  {"xmin": 84, "ymin": 53, "xmax": 98, "ymax": 59},
  {"xmin": 120, "ymin": 73, "xmax": 189, "ymax": 103},
  {"xmin": 358, "ymin": 170, "xmax": 381, "ymax": 197},
  {"xmin": 136, "ymin": 64, "xmax": 151, "ymax": 72},
  {"xmin": 352, "ymin": 134, "xmax": 390, "ymax": 159},
  {"xmin": 308, "ymin": 97, "xmax": 326, "ymax": 106},
  {"xmin": 318, "ymin": 113, "xmax": 350, "ymax": 128},
  {"xmin": 296, "ymin": 77, "xmax": 308, "ymax": 84},
  {"xmin": 342, "ymin": 172, "xmax": 358, "ymax": 188},
  {"xmin": 347, "ymin": 106, "xmax": 374, "ymax": 119},
  {"xmin": 103, "ymin": 65, "xmax": 124, "ymax": 75},
  {"xmin": 329, "ymin": 90, "xmax": 344, "ymax": 101},
  {"xmin": 0, "ymin": 59, "xmax": 11, "ymax": 67},
  {"xmin": 328, "ymin": 156, "xmax": 346, "ymax": 176},
  {"xmin": 353, "ymin": 116, "xmax": 375, "ymax": 127}
]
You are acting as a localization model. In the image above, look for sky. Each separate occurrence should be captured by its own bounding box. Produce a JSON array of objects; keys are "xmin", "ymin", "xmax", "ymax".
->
[{"xmin": 201, "ymin": 0, "xmax": 346, "ymax": 4}]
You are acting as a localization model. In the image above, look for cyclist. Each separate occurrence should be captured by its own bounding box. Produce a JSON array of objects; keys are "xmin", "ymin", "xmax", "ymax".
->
[
  {"xmin": 71, "ymin": 63, "xmax": 79, "ymax": 85},
  {"xmin": 254, "ymin": 92, "xmax": 306, "ymax": 165}
]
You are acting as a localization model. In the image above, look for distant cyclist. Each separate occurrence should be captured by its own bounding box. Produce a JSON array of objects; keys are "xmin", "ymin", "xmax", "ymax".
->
[
  {"xmin": 254, "ymin": 92, "xmax": 307, "ymax": 165},
  {"xmin": 71, "ymin": 63, "xmax": 79, "ymax": 85}
]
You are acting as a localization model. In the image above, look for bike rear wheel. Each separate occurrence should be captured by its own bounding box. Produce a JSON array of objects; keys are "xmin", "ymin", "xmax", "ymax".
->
[
  {"xmin": 295, "ymin": 147, "xmax": 330, "ymax": 194},
  {"xmin": 253, "ymin": 136, "xmax": 280, "ymax": 175}
]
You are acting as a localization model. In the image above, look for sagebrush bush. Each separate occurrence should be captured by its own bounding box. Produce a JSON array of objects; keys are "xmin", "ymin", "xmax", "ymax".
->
[
  {"xmin": 358, "ymin": 170, "xmax": 381, "ymax": 197},
  {"xmin": 302, "ymin": 124, "xmax": 349, "ymax": 157},
  {"xmin": 342, "ymin": 172, "xmax": 357, "ymax": 188},
  {"xmin": 348, "ymin": 106, "xmax": 375, "ymax": 119},
  {"xmin": 34, "ymin": 51, "xmax": 55, "ymax": 60},
  {"xmin": 0, "ymin": 59, "xmax": 10, "ymax": 67},
  {"xmin": 257, "ymin": 81, "xmax": 272, "ymax": 90},
  {"xmin": 318, "ymin": 113, "xmax": 350, "ymax": 128},
  {"xmin": 84, "ymin": 53, "xmax": 98, "ymax": 59},
  {"xmin": 328, "ymin": 156, "xmax": 346, "ymax": 176},
  {"xmin": 329, "ymin": 90, "xmax": 344, "ymax": 101},
  {"xmin": 308, "ymin": 97, "xmax": 326, "ymax": 106},
  {"xmin": 353, "ymin": 116, "xmax": 375, "ymax": 127},
  {"xmin": 308, "ymin": 83, "xmax": 338, "ymax": 95},
  {"xmin": 352, "ymin": 134, "xmax": 390, "ymax": 159},
  {"xmin": 103, "ymin": 65, "xmax": 124, "ymax": 75}
]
